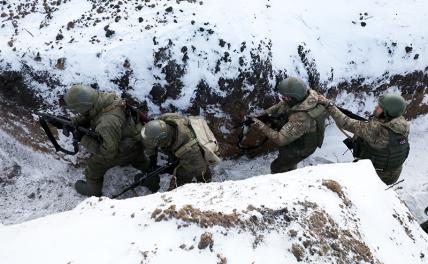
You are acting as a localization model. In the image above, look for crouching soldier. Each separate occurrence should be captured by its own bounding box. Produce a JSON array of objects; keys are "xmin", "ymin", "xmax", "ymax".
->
[
  {"xmin": 64, "ymin": 84, "xmax": 149, "ymax": 197},
  {"xmin": 318, "ymin": 93, "xmax": 410, "ymax": 185},
  {"xmin": 251, "ymin": 77, "xmax": 327, "ymax": 173},
  {"xmin": 140, "ymin": 113, "xmax": 217, "ymax": 192}
]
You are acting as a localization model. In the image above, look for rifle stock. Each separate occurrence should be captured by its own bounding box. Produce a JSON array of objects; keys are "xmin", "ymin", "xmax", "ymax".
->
[{"xmin": 336, "ymin": 106, "xmax": 368, "ymax": 122}]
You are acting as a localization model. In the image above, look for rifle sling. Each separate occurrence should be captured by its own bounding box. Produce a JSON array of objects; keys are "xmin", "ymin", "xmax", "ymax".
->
[{"xmin": 39, "ymin": 118, "xmax": 78, "ymax": 155}]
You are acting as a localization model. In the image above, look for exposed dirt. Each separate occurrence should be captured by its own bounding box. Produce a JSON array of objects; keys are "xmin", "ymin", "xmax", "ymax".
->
[
  {"xmin": 198, "ymin": 232, "xmax": 214, "ymax": 250},
  {"xmin": 322, "ymin": 179, "xmax": 352, "ymax": 207},
  {"xmin": 150, "ymin": 201, "xmax": 381, "ymax": 263},
  {"xmin": 0, "ymin": 71, "xmax": 51, "ymax": 152}
]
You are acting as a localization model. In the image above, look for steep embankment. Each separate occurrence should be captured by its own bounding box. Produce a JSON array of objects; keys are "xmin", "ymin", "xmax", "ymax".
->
[
  {"xmin": 0, "ymin": 0, "xmax": 427, "ymax": 225},
  {"xmin": 0, "ymin": 161, "xmax": 427, "ymax": 264},
  {"xmin": 1, "ymin": 0, "xmax": 427, "ymax": 155}
]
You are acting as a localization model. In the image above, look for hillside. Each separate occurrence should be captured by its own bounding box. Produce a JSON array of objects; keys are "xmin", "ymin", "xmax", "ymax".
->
[{"xmin": 1, "ymin": 161, "xmax": 427, "ymax": 264}]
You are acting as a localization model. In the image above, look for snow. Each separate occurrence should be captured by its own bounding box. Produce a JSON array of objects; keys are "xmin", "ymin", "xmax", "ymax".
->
[
  {"xmin": 0, "ymin": 161, "xmax": 427, "ymax": 264},
  {"xmin": 1, "ymin": 0, "xmax": 428, "ymax": 260},
  {"xmin": 2, "ymin": 113, "xmax": 428, "ymax": 227},
  {"xmin": 1, "ymin": 0, "xmax": 427, "ymax": 110}
]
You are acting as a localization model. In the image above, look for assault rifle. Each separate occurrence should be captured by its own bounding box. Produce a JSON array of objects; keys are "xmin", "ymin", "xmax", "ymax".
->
[
  {"xmin": 35, "ymin": 112, "xmax": 101, "ymax": 155},
  {"xmin": 335, "ymin": 107, "xmax": 369, "ymax": 151},
  {"xmin": 112, "ymin": 160, "xmax": 179, "ymax": 199},
  {"xmin": 337, "ymin": 106, "xmax": 368, "ymax": 122},
  {"xmin": 234, "ymin": 112, "xmax": 289, "ymax": 151}
]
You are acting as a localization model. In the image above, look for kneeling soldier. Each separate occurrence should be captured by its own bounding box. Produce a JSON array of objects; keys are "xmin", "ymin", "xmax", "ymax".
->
[
  {"xmin": 141, "ymin": 113, "xmax": 212, "ymax": 191},
  {"xmin": 252, "ymin": 77, "xmax": 328, "ymax": 173},
  {"xmin": 318, "ymin": 93, "xmax": 410, "ymax": 185},
  {"xmin": 64, "ymin": 84, "xmax": 149, "ymax": 196}
]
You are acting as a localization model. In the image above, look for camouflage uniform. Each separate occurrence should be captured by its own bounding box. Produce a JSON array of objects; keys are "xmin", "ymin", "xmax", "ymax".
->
[
  {"xmin": 327, "ymin": 106, "xmax": 410, "ymax": 185},
  {"xmin": 253, "ymin": 90, "xmax": 327, "ymax": 173},
  {"xmin": 144, "ymin": 113, "xmax": 211, "ymax": 189},
  {"xmin": 73, "ymin": 92, "xmax": 149, "ymax": 195}
]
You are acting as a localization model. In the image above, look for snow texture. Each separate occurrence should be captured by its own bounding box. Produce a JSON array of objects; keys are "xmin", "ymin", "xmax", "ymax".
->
[
  {"xmin": 1, "ymin": 0, "xmax": 427, "ymax": 110},
  {"xmin": 0, "ymin": 161, "xmax": 427, "ymax": 264}
]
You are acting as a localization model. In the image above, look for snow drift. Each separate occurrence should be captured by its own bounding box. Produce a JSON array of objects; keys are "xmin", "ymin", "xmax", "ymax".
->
[{"xmin": 1, "ymin": 161, "xmax": 427, "ymax": 264}]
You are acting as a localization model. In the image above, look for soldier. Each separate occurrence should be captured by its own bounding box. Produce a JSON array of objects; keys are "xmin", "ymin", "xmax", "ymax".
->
[
  {"xmin": 64, "ymin": 84, "xmax": 149, "ymax": 197},
  {"xmin": 251, "ymin": 77, "xmax": 328, "ymax": 173},
  {"xmin": 140, "ymin": 113, "xmax": 211, "ymax": 192},
  {"xmin": 318, "ymin": 93, "xmax": 410, "ymax": 185}
]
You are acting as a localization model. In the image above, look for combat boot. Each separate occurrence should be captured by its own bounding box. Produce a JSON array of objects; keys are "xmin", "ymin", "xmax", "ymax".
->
[{"xmin": 74, "ymin": 180, "xmax": 102, "ymax": 197}]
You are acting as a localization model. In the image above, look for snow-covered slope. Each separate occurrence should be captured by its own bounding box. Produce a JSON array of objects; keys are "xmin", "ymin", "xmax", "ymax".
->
[
  {"xmin": 1, "ymin": 0, "xmax": 427, "ymax": 112},
  {"xmin": 0, "ymin": 161, "xmax": 427, "ymax": 264}
]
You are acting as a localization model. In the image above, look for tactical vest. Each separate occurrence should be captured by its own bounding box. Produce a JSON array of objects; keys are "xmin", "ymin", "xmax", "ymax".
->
[
  {"xmin": 159, "ymin": 113, "xmax": 196, "ymax": 151},
  {"xmin": 353, "ymin": 129, "xmax": 410, "ymax": 170},
  {"xmin": 289, "ymin": 104, "xmax": 327, "ymax": 149}
]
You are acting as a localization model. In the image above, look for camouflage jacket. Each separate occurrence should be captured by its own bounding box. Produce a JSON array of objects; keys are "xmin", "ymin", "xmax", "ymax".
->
[
  {"xmin": 72, "ymin": 92, "xmax": 143, "ymax": 159},
  {"xmin": 144, "ymin": 113, "xmax": 197, "ymax": 158},
  {"xmin": 253, "ymin": 89, "xmax": 324, "ymax": 147},
  {"xmin": 327, "ymin": 106, "xmax": 410, "ymax": 149}
]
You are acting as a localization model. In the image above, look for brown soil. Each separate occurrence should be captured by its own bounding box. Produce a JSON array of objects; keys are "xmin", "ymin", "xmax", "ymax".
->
[
  {"xmin": 151, "ymin": 202, "xmax": 381, "ymax": 263},
  {"xmin": 322, "ymin": 180, "xmax": 352, "ymax": 207},
  {"xmin": 198, "ymin": 232, "xmax": 214, "ymax": 250}
]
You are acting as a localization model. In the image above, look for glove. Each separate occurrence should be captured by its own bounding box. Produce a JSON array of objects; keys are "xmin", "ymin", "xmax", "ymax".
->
[
  {"xmin": 243, "ymin": 116, "xmax": 255, "ymax": 126},
  {"xmin": 318, "ymin": 95, "xmax": 334, "ymax": 107}
]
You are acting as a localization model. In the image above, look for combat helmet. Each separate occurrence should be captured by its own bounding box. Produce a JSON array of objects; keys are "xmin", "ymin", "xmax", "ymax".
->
[
  {"xmin": 141, "ymin": 120, "xmax": 169, "ymax": 147},
  {"xmin": 64, "ymin": 84, "xmax": 98, "ymax": 114},
  {"xmin": 277, "ymin": 77, "xmax": 309, "ymax": 101},
  {"xmin": 378, "ymin": 93, "xmax": 407, "ymax": 118}
]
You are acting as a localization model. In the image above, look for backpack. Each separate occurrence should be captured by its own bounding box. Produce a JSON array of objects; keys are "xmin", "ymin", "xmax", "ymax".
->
[{"xmin": 188, "ymin": 116, "xmax": 221, "ymax": 165}]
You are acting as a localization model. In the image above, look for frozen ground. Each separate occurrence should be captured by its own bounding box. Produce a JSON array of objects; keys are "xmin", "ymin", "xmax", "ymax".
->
[
  {"xmin": 1, "ymin": 161, "xmax": 427, "ymax": 264},
  {"xmin": 1, "ymin": 114, "xmax": 427, "ymax": 226},
  {"xmin": 0, "ymin": 0, "xmax": 427, "ymax": 111}
]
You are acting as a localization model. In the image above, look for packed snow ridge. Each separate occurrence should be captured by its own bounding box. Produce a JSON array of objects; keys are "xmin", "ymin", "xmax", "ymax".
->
[{"xmin": 1, "ymin": 161, "xmax": 427, "ymax": 264}]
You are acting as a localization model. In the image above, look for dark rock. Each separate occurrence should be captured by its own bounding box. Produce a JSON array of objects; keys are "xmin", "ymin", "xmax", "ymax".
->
[
  {"xmin": 66, "ymin": 21, "xmax": 74, "ymax": 30},
  {"xmin": 361, "ymin": 22, "xmax": 366, "ymax": 27},
  {"xmin": 55, "ymin": 33, "xmax": 64, "ymax": 41},
  {"xmin": 165, "ymin": 6, "xmax": 173, "ymax": 13},
  {"xmin": 55, "ymin": 58, "xmax": 66, "ymax": 70},
  {"xmin": 104, "ymin": 25, "xmax": 115, "ymax": 37},
  {"xmin": 405, "ymin": 46, "xmax": 413, "ymax": 53},
  {"xmin": 414, "ymin": 54, "xmax": 419, "ymax": 60}
]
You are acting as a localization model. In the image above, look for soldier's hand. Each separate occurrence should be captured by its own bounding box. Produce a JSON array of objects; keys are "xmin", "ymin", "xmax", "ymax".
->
[
  {"xmin": 318, "ymin": 94, "xmax": 333, "ymax": 107},
  {"xmin": 243, "ymin": 116, "xmax": 255, "ymax": 126},
  {"xmin": 252, "ymin": 118, "xmax": 265, "ymax": 129}
]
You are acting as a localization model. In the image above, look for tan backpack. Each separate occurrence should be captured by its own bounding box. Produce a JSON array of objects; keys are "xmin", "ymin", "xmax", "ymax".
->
[{"xmin": 188, "ymin": 116, "xmax": 221, "ymax": 165}]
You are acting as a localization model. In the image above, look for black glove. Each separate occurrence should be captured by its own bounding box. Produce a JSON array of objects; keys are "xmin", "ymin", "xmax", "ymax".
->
[
  {"xmin": 72, "ymin": 128, "xmax": 85, "ymax": 142},
  {"xmin": 243, "ymin": 116, "xmax": 255, "ymax": 126},
  {"xmin": 149, "ymin": 155, "xmax": 158, "ymax": 170}
]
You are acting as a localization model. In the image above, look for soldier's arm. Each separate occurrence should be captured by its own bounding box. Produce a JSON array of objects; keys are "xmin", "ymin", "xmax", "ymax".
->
[
  {"xmin": 71, "ymin": 114, "xmax": 90, "ymax": 126},
  {"xmin": 263, "ymin": 102, "xmax": 282, "ymax": 115},
  {"xmin": 81, "ymin": 115, "xmax": 122, "ymax": 159},
  {"xmin": 253, "ymin": 112, "xmax": 312, "ymax": 146},
  {"xmin": 327, "ymin": 106, "xmax": 376, "ymax": 141}
]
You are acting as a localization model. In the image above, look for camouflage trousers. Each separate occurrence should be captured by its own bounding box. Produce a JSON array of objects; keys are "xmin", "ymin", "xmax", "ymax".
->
[
  {"xmin": 271, "ymin": 145, "xmax": 317, "ymax": 174},
  {"xmin": 375, "ymin": 165, "xmax": 402, "ymax": 185},
  {"xmin": 85, "ymin": 143, "xmax": 149, "ymax": 193},
  {"xmin": 169, "ymin": 143, "xmax": 211, "ymax": 190}
]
